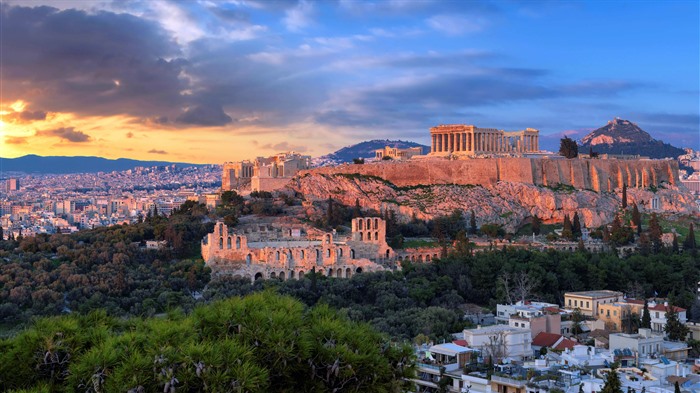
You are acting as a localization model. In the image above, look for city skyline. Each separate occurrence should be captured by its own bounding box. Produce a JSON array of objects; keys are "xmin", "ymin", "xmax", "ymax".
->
[{"xmin": 1, "ymin": 0, "xmax": 698, "ymax": 164}]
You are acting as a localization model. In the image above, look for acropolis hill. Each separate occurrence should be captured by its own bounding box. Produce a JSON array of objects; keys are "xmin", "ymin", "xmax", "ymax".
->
[
  {"xmin": 300, "ymin": 157, "xmax": 679, "ymax": 192},
  {"xmin": 287, "ymin": 123, "xmax": 695, "ymax": 231}
]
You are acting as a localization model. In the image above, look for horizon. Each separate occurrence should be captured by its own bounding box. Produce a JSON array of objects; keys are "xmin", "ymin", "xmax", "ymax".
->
[{"xmin": 1, "ymin": 1, "xmax": 698, "ymax": 164}]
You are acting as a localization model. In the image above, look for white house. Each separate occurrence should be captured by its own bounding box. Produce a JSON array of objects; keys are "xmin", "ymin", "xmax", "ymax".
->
[{"xmin": 463, "ymin": 325, "xmax": 532, "ymax": 361}]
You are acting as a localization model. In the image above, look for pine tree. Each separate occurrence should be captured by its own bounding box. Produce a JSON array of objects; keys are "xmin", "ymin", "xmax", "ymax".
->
[
  {"xmin": 562, "ymin": 214, "xmax": 573, "ymax": 240},
  {"xmin": 559, "ymin": 136, "xmax": 579, "ymax": 159},
  {"xmin": 353, "ymin": 198, "xmax": 362, "ymax": 218},
  {"xmin": 675, "ymin": 381, "xmax": 681, "ymax": 393},
  {"xmin": 648, "ymin": 213, "xmax": 663, "ymax": 253},
  {"xmin": 532, "ymin": 215, "xmax": 541, "ymax": 236},
  {"xmin": 601, "ymin": 364, "xmax": 623, "ymax": 393},
  {"xmin": 469, "ymin": 210, "xmax": 477, "ymax": 235},
  {"xmin": 641, "ymin": 300, "xmax": 651, "ymax": 329},
  {"xmin": 572, "ymin": 212, "xmax": 582, "ymax": 238},
  {"xmin": 684, "ymin": 223, "xmax": 696, "ymax": 250},
  {"xmin": 621, "ymin": 184, "xmax": 627, "ymax": 209},
  {"xmin": 326, "ymin": 197, "xmax": 334, "ymax": 227},
  {"xmin": 639, "ymin": 233, "xmax": 651, "ymax": 256},
  {"xmin": 672, "ymin": 234, "xmax": 679, "ymax": 254},
  {"xmin": 631, "ymin": 203, "xmax": 642, "ymax": 235}
]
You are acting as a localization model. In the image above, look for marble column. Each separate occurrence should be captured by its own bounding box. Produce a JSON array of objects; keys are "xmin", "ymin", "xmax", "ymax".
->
[{"xmin": 456, "ymin": 133, "xmax": 461, "ymax": 152}]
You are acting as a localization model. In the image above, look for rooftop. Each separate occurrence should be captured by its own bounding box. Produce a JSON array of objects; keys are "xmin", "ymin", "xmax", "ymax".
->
[{"xmin": 565, "ymin": 290, "xmax": 623, "ymax": 299}]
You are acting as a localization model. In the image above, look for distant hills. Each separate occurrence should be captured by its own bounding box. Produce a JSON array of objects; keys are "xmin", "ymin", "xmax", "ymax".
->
[
  {"xmin": 314, "ymin": 139, "xmax": 429, "ymax": 166},
  {"xmin": 579, "ymin": 118, "xmax": 685, "ymax": 159},
  {"xmin": 0, "ymin": 155, "xmax": 206, "ymax": 174}
]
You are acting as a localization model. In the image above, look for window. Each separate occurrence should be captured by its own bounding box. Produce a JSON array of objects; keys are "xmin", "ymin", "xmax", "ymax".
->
[
  {"xmin": 587, "ymin": 302, "xmax": 590, "ymax": 308},
  {"xmin": 613, "ymin": 311, "xmax": 617, "ymax": 316},
  {"xmin": 568, "ymin": 300, "xmax": 571, "ymax": 306},
  {"xmin": 656, "ymin": 312, "xmax": 659, "ymax": 318},
  {"xmin": 574, "ymin": 300, "xmax": 578, "ymax": 307}
]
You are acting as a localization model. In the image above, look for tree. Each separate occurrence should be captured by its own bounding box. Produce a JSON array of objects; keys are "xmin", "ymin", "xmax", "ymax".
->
[
  {"xmin": 562, "ymin": 214, "xmax": 574, "ymax": 240},
  {"xmin": 631, "ymin": 204, "xmax": 642, "ymax": 235},
  {"xmin": 353, "ymin": 198, "xmax": 362, "ymax": 218},
  {"xmin": 641, "ymin": 300, "xmax": 651, "ymax": 329},
  {"xmin": 672, "ymin": 234, "xmax": 679, "ymax": 254},
  {"xmin": 600, "ymin": 363, "xmax": 623, "ymax": 393},
  {"xmin": 572, "ymin": 212, "xmax": 582, "ymax": 239},
  {"xmin": 482, "ymin": 331, "xmax": 508, "ymax": 363},
  {"xmin": 684, "ymin": 223, "xmax": 696, "ymax": 250},
  {"xmin": 531, "ymin": 215, "xmax": 541, "ymax": 236},
  {"xmin": 469, "ymin": 210, "xmax": 477, "ymax": 235},
  {"xmin": 665, "ymin": 301, "xmax": 689, "ymax": 341},
  {"xmin": 559, "ymin": 136, "xmax": 579, "ymax": 159},
  {"xmin": 674, "ymin": 381, "xmax": 681, "ymax": 393},
  {"xmin": 648, "ymin": 213, "xmax": 663, "ymax": 253},
  {"xmin": 352, "ymin": 158, "xmax": 365, "ymax": 164},
  {"xmin": 621, "ymin": 184, "xmax": 627, "ymax": 209},
  {"xmin": 588, "ymin": 147, "xmax": 599, "ymax": 158},
  {"xmin": 571, "ymin": 308, "xmax": 585, "ymax": 338}
]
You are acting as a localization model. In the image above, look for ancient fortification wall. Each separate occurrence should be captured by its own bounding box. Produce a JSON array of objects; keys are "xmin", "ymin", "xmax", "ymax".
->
[{"xmin": 302, "ymin": 158, "xmax": 679, "ymax": 191}]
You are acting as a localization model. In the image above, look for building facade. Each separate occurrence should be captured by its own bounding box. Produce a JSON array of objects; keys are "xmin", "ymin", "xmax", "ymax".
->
[
  {"xmin": 374, "ymin": 145, "xmax": 423, "ymax": 160},
  {"xmin": 201, "ymin": 217, "xmax": 395, "ymax": 281},
  {"xmin": 222, "ymin": 152, "xmax": 311, "ymax": 192},
  {"xmin": 564, "ymin": 290, "xmax": 624, "ymax": 317},
  {"xmin": 429, "ymin": 124, "xmax": 539, "ymax": 156}
]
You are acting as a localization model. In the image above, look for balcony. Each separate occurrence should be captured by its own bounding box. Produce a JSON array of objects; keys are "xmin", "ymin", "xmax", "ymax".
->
[
  {"xmin": 418, "ymin": 361, "xmax": 461, "ymax": 373},
  {"xmin": 491, "ymin": 375, "xmax": 528, "ymax": 388}
]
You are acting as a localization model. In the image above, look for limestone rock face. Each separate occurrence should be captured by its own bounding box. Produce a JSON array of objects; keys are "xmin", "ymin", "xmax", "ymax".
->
[{"xmin": 287, "ymin": 173, "xmax": 696, "ymax": 232}]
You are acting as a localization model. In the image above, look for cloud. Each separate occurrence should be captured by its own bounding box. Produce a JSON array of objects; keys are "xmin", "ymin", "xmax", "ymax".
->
[
  {"xmin": 4, "ymin": 109, "xmax": 48, "ymax": 123},
  {"xmin": 427, "ymin": 14, "xmax": 489, "ymax": 36},
  {"xmin": 1, "ymin": 4, "xmax": 187, "ymax": 121},
  {"xmin": 148, "ymin": 149, "xmax": 168, "ymax": 154},
  {"xmin": 176, "ymin": 104, "xmax": 233, "ymax": 126},
  {"xmin": 260, "ymin": 141, "xmax": 308, "ymax": 152},
  {"xmin": 4, "ymin": 136, "xmax": 28, "ymax": 144},
  {"xmin": 283, "ymin": 0, "xmax": 314, "ymax": 31},
  {"xmin": 38, "ymin": 127, "xmax": 92, "ymax": 143}
]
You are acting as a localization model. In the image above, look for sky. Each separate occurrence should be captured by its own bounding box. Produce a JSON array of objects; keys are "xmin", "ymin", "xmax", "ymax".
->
[{"xmin": 0, "ymin": 0, "xmax": 698, "ymax": 164}]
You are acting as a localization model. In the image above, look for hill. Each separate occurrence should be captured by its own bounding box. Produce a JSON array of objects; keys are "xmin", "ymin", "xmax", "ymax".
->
[
  {"xmin": 313, "ymin": 139, "xmax": 429, "ymax": 166},
  {"xmin": 579, "ymin": 118, "xmax": 685, "ymax": 158},
  {"xmin": 0, "ymin": 154, "xmax": 206, "ymax": 174}
]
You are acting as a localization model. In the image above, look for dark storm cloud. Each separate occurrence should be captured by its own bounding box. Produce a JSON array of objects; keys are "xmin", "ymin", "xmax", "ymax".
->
[
  {"xmin": 1, "ymin": 4, "xmax": 186, "ymax": 119},
  {"xmin": 38, "ymin": 127, "xmax": 92, "ymax": 142},
  {"xmin": 176, "ymin": 104, "xmax": 233, "ymax": 127}
]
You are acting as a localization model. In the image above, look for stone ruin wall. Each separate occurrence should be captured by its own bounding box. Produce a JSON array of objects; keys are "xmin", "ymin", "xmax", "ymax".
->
[{"xmin": 302, "ymin": 158, "xmax": 679, "ymax": 191}]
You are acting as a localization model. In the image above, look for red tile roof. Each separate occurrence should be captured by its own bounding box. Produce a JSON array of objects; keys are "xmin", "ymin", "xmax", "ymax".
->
[
  {"xmin": 532, "ymin": 332, "xmax": 562, "ymax": 348},
  {"xmin": 553, "ymin": 338, "xmax": 577, "ymax": 350},
  {"xmin": 453, "ymin": 339, "xmax": 469, "ymax": 347},
  {"xmin": 649, "ymin": 304, "xmax": 686, "ymax": 312}
]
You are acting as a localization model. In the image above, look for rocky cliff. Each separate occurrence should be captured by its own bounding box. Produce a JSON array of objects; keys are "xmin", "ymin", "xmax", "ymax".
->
[
  {"xmin": 301, "ymin": 157, "xmax": 680, "ymax": 192},
  {"xmin": 288, "ymin": 173, "xmax": 696, "ymax": 232}
]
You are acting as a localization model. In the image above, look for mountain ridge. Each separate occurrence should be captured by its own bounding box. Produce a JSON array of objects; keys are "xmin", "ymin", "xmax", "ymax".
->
[
  {"xmin": 314, "ymin": 139, "xmax": 429, "ymax": 166},
  {"xmin": 0, "ymin": 155, "xmax": 208, "ymax": 174}
]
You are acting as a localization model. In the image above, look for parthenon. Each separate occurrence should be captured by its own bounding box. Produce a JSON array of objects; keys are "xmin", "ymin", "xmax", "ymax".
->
[{"xmin": 429, "ymin": 124, "xmax": 539, "ymax": 155}]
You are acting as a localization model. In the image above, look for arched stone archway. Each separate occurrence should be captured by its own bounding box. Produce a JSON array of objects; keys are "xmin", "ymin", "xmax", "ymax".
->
[
  {"xmin": 299, "ymin": 270, "xmax": 305, "ymax": 279},
  {"xmin": 227, "ymin": 237, "xmax": 232, "ymax": 249},
  {"xmin": 219, "ymin": 237, "xmax": 224, "ymax": 249},
  {"xmin": 279, "ymin": 271, "xmax": 285, "ymax": 280},
  {"xmin": 355, "ymin": 267, "xmax": 363, "ymax": 274},
  {"xmin": 345, "ymin": 268, "xmax": 351, "ymax": 278},
  {"xmin": 236, "ymin": 237, "xmax": 241, "ymax": 249},
  {"xmin": 254, "ymin": 272, "xmax": 263, "ymax": 280},
  {"xmin": 337, "ymin": 268, "xmax": 342, "ymax": 277},
  {"xmin": 328, "ymin": 268, "xmax": 334, "ymax": 277},
  {"xmin": 270, "ymin": 272, "xmax": 276, "ymax": 279}
]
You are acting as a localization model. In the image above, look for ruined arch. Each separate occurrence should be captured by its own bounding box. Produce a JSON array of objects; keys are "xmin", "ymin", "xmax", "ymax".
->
[
  {"xmin": 326, "ymin": 248, "xmax": 331, "ymax": 258},
  {"xmin": 325, "ymin": 234, "xmax": 331, "ymax": 243},
  {"xmin": 218, "ymin": 223, "xmax": 223, "ymax": 234},
  {"xmin": 254, "ymin": 272, "xmax": 263, "ymax": 281},
  {"xmin": 337, "ymin": 268, "xmax": 342, "ymax": 277},
  {"xmin": 374, "ymin": 231, "xmax": 378, "ymax": 241},
  {"xmin": 270, "ymin": 272, "xmax": 276, "ymax": 279},
  {"xmin": 227, "ymin": 237, "xmax": 232, "ymax": 249},
  {"xmin": 299, "ymin": 270, "xmax": 305, "ymax": 279},
  {"xmin": 338, "ymin": 248, "xmax": 343, "ymax": 257},
  {"xmin": 279, "ymin": 271, "xmax": 285, "ymax": 280},
  {"xmin": 359, "ymin": 232, "xmax": 363, "ymax": 241},
  {"xmin": 350, "ymin": 249, "xmax": 355, "ymax": 259},
  {"xmin": 246, "ymin": 254, "xmax": 252, "ymax": 266},
  {"xmin": 386, "ymin": 249, "xmax": 390, "ymax": 258},
  {"xmin": 300, "ymin": 250, "xmax": 305, "ymax": 259},
  {"xmin": 328, "ymin": 268, "xmax": 334, "ymax": 277},
  {"xmin": 236, "ymin": 237, "xmax": 241, "ymax": 249},
  {"xmin": 345, "ymin": 268, "xmax": 351, "ymax": 278},
  {"xmin": 355, "ymin": 267, "xmax": 363, "ymax": 274},
  {"xmin": 374, "ymin": 218, "xmax": 378, "ymax": 229},
  {"xmin": 358, "ymin": 219, "xmax": 363, "ymax": 230},
  {"xmin": 289, "ymin": 270, "xmax": 295, "ymax": 279},
  {"xmin": 219, "ymin": 237, "xmax": 224, "ymax": 249},
  {"xmin": 276, "ymin": 251, "xmax": 280, "ymax": 261}
]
